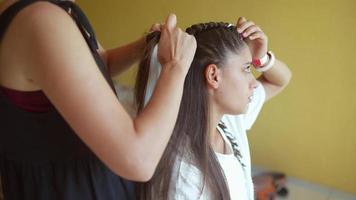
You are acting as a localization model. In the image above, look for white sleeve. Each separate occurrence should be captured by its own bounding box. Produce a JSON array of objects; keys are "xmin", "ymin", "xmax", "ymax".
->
[
  {"xmin": 169, "ymin": 161, "xmax": 210, "ymax": 200},
  {"xmin": 242, "ymin": 81, "xmax": 266, "ymax": 130}
]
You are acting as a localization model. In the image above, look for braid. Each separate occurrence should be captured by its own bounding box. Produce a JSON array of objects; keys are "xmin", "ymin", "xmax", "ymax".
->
[
  {"xmin": 145, "ymin": 22, "xmax": 239, "ymax": 44},
  {"xmin": 186, "ymin": 22, "xmax": 237, "ymax": 36}
]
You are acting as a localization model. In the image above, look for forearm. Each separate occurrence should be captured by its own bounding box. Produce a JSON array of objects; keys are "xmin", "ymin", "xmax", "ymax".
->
[
  {"xmin": 110, "ymin": 14, "xmax": 195, "ymax": 180},
  {"xmin": 258, "ymin": 59, "xmax": 292, "ymax": 88},
  {"xmin": 106, "ymin": 36, "xmax": 146, "ymax": 77},
  {"xmin": 132, "ymin": 64, "xmax": 186, "ymax": 179}
]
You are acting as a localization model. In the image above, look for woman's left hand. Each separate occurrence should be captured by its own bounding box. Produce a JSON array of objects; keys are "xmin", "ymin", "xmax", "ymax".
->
[{"xmin": 236, "ymin": 17, "xmax": 268, "ymax": 60}]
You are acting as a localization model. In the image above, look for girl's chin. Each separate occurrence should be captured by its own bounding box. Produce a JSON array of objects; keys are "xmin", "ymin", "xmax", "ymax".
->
[{"xmin": 226, "ymin": 106, "xmax": 248, "ymax": 115}]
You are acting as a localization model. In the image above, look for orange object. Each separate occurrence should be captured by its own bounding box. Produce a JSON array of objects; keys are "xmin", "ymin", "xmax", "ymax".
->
[
  {"xmin": 253, "ymin": 172, "xmax": 288, "ymax": 200},
  {"xmin": 253, "ymin": 175, "xmax": 276, "ymax": 200}
]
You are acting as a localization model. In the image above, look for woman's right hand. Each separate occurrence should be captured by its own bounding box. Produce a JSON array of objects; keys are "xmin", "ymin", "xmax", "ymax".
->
[{"xmin": 157, "ymin": 14, "xmax": 196, "ymax": 74}]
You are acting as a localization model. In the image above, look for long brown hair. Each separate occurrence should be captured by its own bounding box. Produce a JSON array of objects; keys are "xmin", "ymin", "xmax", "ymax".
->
[{"xmin": 135, "ymin": 22, "xmax": 246, "ymax": 200}]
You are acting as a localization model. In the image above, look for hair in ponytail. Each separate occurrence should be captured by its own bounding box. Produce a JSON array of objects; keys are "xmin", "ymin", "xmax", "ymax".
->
[
  {"xmin": 135, "ymin": 22, "xmax": 246, "ymax": 200},
  {"xmin": 135, "ymin": 31, "xmax": 161, "ymax": 112}
]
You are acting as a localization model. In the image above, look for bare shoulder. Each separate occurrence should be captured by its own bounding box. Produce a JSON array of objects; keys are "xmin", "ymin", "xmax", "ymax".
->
[
  {"xmin": 17, "ymin": 1, "xmax": 69, "ymax": 18},
  {"xmin": 9, "ymin": 1, "xmax": 90, "ymax": 82},
  {"xmin": 0, "ymin": 1, "xmax": 78, "ymax": 90},
  {"xmin": 14, "ymin": 1, "xmax": 77, "ymax": 34}
]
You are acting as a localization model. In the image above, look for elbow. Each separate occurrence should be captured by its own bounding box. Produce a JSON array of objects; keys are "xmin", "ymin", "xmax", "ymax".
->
[
  {"xmin": 286, "ymin": 67, "xmax": 292, "ymax": 86},
  {"xmin": 275, "ymin": 59, "xmax": 292, "ymax": 87},
  {"xmin": 130, "ymin": 157, "xmax": 156, "ymax": 182},
  {"xmin": 110, "ymin": 150, "xmax": 156, "ymax": 182},
  {"xmin": 284, "ymin": 68, "xmax": 292, "ymax": 86},
  {"xmin": 276, "ymin": 64, "xmax": 292, "ymax": 88}
]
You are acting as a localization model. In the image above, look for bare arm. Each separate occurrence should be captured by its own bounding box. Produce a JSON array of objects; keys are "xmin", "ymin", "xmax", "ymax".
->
[
  {"xmin": 236, "ymin": 17, "xmax": 292, "ymax": 102},
  {"xmin": 258, "ymin": 59, "xmax": 292, "ymax": 101},
  {"xmin": 97, "ymin": 37, "xmax": 146, "ymax": 77},
  {"xmin": 20, "ymin": 2, "xmax": 196, "ymax": 181}
]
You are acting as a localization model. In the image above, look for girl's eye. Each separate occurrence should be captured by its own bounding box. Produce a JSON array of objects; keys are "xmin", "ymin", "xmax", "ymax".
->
[{"xmin": 244, "ymin": 65, "xmax": 252, "ymax": 73}]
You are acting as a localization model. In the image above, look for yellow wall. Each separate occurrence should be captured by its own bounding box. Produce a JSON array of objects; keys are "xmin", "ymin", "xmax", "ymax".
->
[{"xmin": 77, "ymin": 0, "xmax": 356, "ymax": 194}]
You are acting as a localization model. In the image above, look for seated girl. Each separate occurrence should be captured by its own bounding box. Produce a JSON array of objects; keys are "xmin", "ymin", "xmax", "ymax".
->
[{"xmin": 135, "ymin": 17, "xmax": 292, "ymax": 200}]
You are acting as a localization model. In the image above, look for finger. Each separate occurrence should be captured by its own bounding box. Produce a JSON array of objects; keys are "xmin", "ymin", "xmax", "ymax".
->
[
  {"xmin": 242, "ymin": 25, "xmax": 261, "ymax": 37},
  {"xmin": 236, "ymin": 17, "xmax": 247, "ymax": 26},
  {"xmin": 165, "ymin": 13, "xmax": 177, "ymax": 31},
  {"xmin": 237, "ymin": 20, "xmax": 255, "ymax": 33},
  {"xmin": 248, "ymin": 31, "xmax": 265, "ymax": 40},
  {"xmin": 150, "ymin": 23, "xmax": 161, "ymax": 32}
]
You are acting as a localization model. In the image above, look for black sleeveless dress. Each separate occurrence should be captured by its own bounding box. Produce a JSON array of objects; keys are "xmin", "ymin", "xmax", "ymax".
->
[{"xmin": 0, "ymin": 1, "xmax": 135, "ymax": 199}]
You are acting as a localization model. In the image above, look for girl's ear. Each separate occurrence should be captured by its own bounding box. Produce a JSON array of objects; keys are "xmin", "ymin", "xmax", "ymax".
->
[{"xmin": 205, "ymin": 64, "xmax": 221, "ymax": 89}]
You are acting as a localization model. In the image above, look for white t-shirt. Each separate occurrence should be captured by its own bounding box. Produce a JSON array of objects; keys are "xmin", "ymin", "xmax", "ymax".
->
[{"xmin": 168, "ymin": 82, "xmax": 266, "ymax": 200}]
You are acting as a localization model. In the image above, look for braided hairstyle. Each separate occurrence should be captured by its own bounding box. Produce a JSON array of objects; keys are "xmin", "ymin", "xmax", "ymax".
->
[
  {"xmin": 186, "ymin": 22, "xmax": 235, "ymax": 35},
  {"xmin": 135, "ymin": 22, "xmax": 246, "ymax": 200}
]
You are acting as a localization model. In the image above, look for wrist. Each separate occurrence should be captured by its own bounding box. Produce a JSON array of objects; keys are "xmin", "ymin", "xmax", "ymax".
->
[
  {"xmin": 161, "ymin": 60, "xmax": 188, "ymax": 78},
  {"xmin": 254, "ymin": 51, "xmax": 276, "ymax": 72},
  {"xmin": 252, "ymin": 53, "xmax": 269, "ymax": 67},
  {"xmin": 136, "ymin": 36, "xmax": 147, "ymax": 54}
]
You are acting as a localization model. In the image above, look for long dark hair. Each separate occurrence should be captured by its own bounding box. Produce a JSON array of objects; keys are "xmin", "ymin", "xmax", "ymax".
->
[{"xmin": 135, "ymin": 22, "xmax": 246, "ymax": 200}]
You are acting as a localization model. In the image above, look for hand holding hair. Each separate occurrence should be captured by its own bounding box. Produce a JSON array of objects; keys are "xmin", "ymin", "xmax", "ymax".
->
[{"xmin": 157, "ymin": 13, "xmax": 197, "ymax": 74}]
